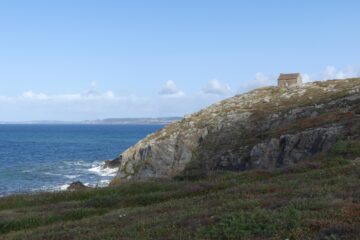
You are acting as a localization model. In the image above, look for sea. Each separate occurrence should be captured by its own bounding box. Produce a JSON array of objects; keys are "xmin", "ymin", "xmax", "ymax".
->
[{"xmin": 0, "ymin": 124, "xmax": 163, "ymax": 197}]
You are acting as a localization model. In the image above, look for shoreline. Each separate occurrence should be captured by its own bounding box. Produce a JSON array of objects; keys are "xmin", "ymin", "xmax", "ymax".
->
[{"xmin": 0, "ymin": 160, "xmax": 118, "ymax": 198}]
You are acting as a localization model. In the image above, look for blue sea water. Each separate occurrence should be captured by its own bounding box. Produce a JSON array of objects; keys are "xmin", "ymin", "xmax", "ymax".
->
[{"xmin": 0, "ymin": 124, "xmax": 163, "ymax": 196}]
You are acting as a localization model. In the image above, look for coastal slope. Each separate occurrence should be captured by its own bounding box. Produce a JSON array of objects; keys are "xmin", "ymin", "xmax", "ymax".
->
[
  {"xmin": 111, "ymin": 78, "xmax": 360, "ymax": 182},
  {"xmin": 1, "ymin": 78, "xmax": 360, "ymax": 239}
]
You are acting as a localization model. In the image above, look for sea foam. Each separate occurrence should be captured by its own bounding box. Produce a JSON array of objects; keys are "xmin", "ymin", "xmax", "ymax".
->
[{"xmin": 88, "ymin": 163, "xmax": 118, "ymax": 177}]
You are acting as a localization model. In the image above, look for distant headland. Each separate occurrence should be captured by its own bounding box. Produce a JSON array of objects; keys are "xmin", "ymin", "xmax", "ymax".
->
[{"xmin": 0, "ymin": 117, "xmax": 182, "ymax": 125}]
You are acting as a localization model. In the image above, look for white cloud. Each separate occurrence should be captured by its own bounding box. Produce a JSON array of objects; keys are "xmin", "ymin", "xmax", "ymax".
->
[
  {"xmin": 253, "ymin": 72, "xmax": 272, "ymax": 86},
  {"xmin": 301, "ymin": 65, "xmax": 359, "ymax": 84},
  {"xmin": 17, "ymin": 82, "xmax": 116, "ymax": 102},
  {"xmin": 1, "ymin": 66, "xmax": 358, "ymax": 122},
  {"xmin": 0, "ymin": 92, "xmax": 219, "ymax": 122},
  {"xmin": 202, "ymin": 79, "xmax": 232, "ymax": 95},
  {"xmin": 301, "ymin": 73, "xmax": 312, "ymax": 83},
  {"xmin": 103, "ymin": 91, "xmax": 115, "ymax": 99},
  {"xmin": 159, "ymin": 80, "xmax": 184, "ymax": 96},
  {"xmin": 0, "ymin": 80, "xmax": 220, "ymax": 121},
  {"xmin": 22, "ymin": 91, "xmax": 49, "ymax": 100},
  {"xmin": 242, "ymin": 66, "xmax": 359, "ymax": 90},
  {"xmin": 322, "ymin": 66, "xmax": 359, "ymax": 80},
  {"xmin": 239, "ymin": 72, "xmax": 275, "ymax": 92}
]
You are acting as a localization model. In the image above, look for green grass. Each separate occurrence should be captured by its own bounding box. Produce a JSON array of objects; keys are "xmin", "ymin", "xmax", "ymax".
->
[
  {"xmin": 203, "ymin": 206, "xmax": 304, "ymax": 239},
  {"xmin": 331, "ymin": 140, "xmax": 360, "ymax": 157},
  {"xmin": 0, "ymin": 142, "xmax": 360, "ymax": 239}
]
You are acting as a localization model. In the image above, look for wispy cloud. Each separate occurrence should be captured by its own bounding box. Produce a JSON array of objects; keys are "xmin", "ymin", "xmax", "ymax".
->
[
  {"xmin": 0, "ymin": 81, "xmax": 218, "ymax": 121},
  {"xmin": 1, "ymin": 66, "xmax": 359, "ymax": 121},
  {"xmin": 202, "ymin": 79, "xmax": 232, "ymax": 96},
  {"xmin": 159, "ymin": 80, "xmax": 184, "ymax": 96},
  {"xmin": 240, "ymin": 65, "xmax": 360, "ymax": 92},
  {"xmin": 0, "ymin": 81, "xmax": 118, "ymax": 108},
  {"xmin": 296, "ymin": 65, "xmax": 359, "ymax": 83},
  {"xmin": 19, "ymin": 86, "xmax": 116, "ymax": 102},
  {"xmin": 301, "ymin": 73, "xmax": 312, "ymax": 83},
  {"xmin": 253, "ymin": 72, "xmax": 273, "ymax": 86},
  {"xmin": 322, "ymin": 66, "xmax": 359, "ymax": 80},
  {"xmin": 22, "ymin": 91, "xmax": 49, "ymax": 100},
  {"xmin": 239, "ymin": 72, "xmax": 275, "ymax": 92}
]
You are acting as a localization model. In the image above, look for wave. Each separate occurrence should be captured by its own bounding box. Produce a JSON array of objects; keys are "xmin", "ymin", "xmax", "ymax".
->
[
  {"xmin": 57, "ymin": 184, "xmax": 70, "ymax": 191},
  {"xmin": 88, "ymin": 164, "xmax": 118, "ymax": 177},
  {"xmin": 2, "ymin": 159, "xmax": 118, "ymax": 196},
  {"xmin": 44, "ymin": 172, "xmax": 64, "ymax": 176},
  {"xmin": 64, "ymin": 175, "xmax": 80, "ymax": 179},
  {"xmin": 62, "ymin": 160, "xmax": 93, "ymax": 168}
]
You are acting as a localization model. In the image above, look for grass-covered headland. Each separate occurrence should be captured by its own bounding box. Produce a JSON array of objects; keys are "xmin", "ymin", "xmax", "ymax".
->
[{"xmin": 0, "ymin": 140, "xmax": 360, "ymax": 240}]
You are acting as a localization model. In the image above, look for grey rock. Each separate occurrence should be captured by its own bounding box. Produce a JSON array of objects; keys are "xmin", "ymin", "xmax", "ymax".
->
[
  {"xmin": 250, "ymin": 126, "xmax": 342, "ymax": 169},
  {"xmin": 104, "ymin": 156, "xmax": 122, "ymax": 168},
  {"xmin": 67, "ymin": 181, "xmax": 90, "ymax": 191}
]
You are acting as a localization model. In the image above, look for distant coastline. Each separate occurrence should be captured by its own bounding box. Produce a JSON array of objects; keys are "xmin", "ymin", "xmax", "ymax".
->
[{"xmin": 0, "ymin": 117, "xmax": 182, "ymax": 125}]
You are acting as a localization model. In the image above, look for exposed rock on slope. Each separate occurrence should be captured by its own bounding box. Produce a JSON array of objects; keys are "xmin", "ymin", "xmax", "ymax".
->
[
  {"xmin": 67, "ymin": 181, "xmax": 91, "ymax": 191},
  {"xmin": 111, "ymin": 78, "xmax": 360, "ymax": 183}
]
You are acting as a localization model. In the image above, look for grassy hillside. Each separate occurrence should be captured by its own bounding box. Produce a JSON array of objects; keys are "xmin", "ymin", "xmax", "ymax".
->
[{"xmin": 0, "ymin": 140, "xmax": 360, "ymax": 239}]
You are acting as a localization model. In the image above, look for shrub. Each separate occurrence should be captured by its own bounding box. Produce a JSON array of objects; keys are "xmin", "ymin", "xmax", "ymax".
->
[
  {"xmin": 203, "ymin": 205, "xmax": 304, "ymax": 239},
  {"xmin": 0, "ymin": 217, "xmax": 42, "ymax": 234},
  {"xmin": 205, "ymin": 208, "xmax": 275, "ymax": 239},
  {"xmin": 83, "ymin": 194, "xmax": 119, "ymax": 208},
  {"xmin": 63, "ymin": 208, "xmax": 102, "ymax": 221},
  {"xmin": 324, "ymin": 156, "xmax": 351, "ymax": 168},
  {"xmin": 0, "ymin": 208, "xmax": 103, "ymax": 235},
  {"xmin": 330, "ymin": 140, "xmax": 360, "ymax": 158}
]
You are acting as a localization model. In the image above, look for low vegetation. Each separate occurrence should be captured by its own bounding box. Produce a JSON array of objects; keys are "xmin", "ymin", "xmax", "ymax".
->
[{"xmin": 0, "ymin": 140, "xmax": 360, "ymax": 239}]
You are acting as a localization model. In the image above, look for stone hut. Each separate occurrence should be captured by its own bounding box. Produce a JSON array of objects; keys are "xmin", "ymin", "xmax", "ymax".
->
[{"xmin": 278, "ymin": 73, "xmax": 302, "ymax": 88}]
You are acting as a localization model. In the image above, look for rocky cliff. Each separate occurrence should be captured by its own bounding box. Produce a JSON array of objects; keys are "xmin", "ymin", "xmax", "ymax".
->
[{"xmin": 111, "ymin": 78, "xmax": 360, "ymax": 183}]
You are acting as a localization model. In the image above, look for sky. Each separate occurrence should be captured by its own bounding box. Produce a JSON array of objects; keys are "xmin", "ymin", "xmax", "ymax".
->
[{"xmin": 0, "ymin": 0, "xmax": 359, "ymax": 121}]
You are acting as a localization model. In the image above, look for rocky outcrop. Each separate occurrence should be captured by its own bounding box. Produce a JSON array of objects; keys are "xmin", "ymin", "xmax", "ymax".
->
[
  {"xmin": 111, "ymin": 78, "xmax": 360, "ymax": 183},
  {"xmin": 67, "ymin": 181, "xmax": 90, "ymax": 191},
  {"xmin": 250, "ymin": 126, "xmax": 342, "ymax": 169},
  {"xmin": 104, "ymin": 157, "xmax": 122, "ymax": 168}
]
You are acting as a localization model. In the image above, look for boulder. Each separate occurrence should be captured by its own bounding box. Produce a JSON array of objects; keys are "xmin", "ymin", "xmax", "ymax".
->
[
  {"xmin": 104, "ymin": 156, "xmax": 122, "ymax": 168},
  {"xmin": 67, "ymin": 181, "xmax": 90, "ymax": 191}
]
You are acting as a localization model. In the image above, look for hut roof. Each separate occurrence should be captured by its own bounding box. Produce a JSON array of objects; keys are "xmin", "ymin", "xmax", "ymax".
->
[{"xmin": 278, "ymin": 73, "xmax": 301, "ymax": 80}]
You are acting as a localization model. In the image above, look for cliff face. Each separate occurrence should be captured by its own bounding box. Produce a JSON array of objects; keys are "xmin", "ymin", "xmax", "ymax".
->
[{"xmin": 111, "ymin": 78, "xmax": 360, "ymax": 183}]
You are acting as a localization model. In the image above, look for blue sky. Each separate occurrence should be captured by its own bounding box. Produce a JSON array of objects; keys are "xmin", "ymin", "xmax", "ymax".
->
[{"xmin": 0, "ymin": 0, "xmax": 359, "ymax": 121}]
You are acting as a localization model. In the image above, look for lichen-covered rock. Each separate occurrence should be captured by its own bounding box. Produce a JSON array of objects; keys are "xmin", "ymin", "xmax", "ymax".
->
[
  {"xmin": 111, "ymin": 78, "xmax": 360, "ymax": 183},
  {"xmin": 250, "ymin": 126, "xmax": 342, "ymax": 169}
]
